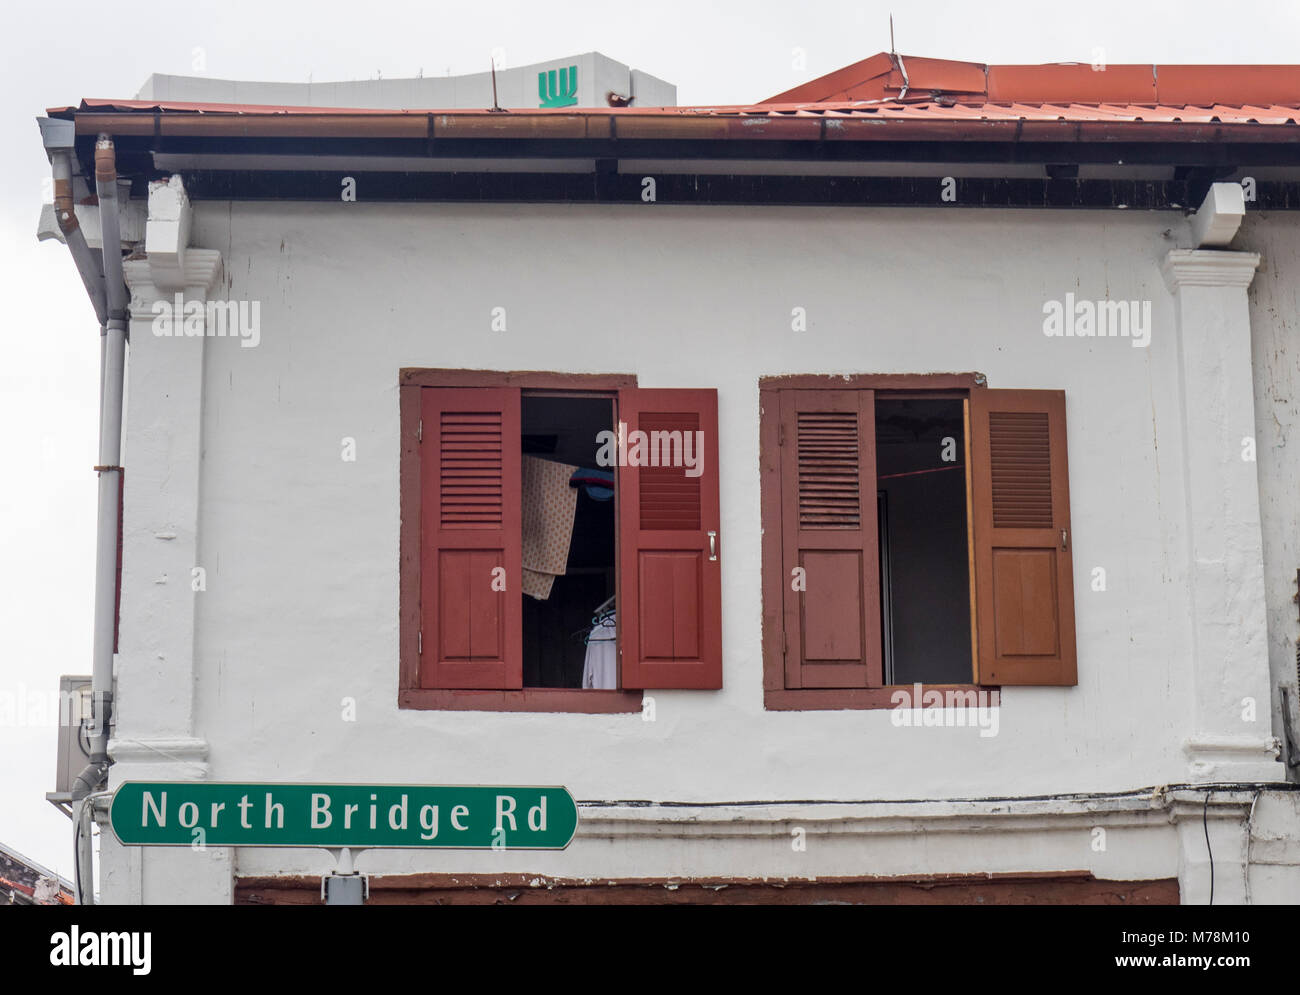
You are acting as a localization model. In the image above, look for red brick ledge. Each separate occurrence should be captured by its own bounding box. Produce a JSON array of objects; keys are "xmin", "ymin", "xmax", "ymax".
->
[{"xmin": 235, "ymin": 871, "xmax": 1177, "ymax": 905}]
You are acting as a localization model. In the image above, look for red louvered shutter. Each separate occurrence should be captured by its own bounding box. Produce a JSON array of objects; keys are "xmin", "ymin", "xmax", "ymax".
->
[
  {"xmin": 617, "ymin": 388, "xmax": 722, "ymax": 689},
  {"xmin": 779, "ymin": 389, "xmax": 882, "ymax": 688},
  {"xmin": 970, "ymin": 389, "xmax": 1077, "ymax": 685},
  {"xmin": 420, "ymin": 387, "xmax": 522, "ymax": 689}
]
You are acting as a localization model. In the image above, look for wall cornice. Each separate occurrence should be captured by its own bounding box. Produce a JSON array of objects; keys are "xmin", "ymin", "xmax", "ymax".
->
[{"xmin": 1162, "ymin": 248, "xmax": 1260, "ymax": 291}]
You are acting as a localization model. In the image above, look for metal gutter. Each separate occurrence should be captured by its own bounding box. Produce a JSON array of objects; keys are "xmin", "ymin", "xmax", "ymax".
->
[
  {"xmin": 44, "ymin": 135, "xmax": 107, "ymax": 324},
  {"xmin": 50, "ymin": 107, "xmax": 1300, "ymax": 146}
]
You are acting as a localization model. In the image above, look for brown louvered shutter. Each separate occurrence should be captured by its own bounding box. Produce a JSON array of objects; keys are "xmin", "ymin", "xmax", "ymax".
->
[
  {"xmin": 779, "ymin": 389, "xmax": 881, "ymax": 688},
  {"xmin": 617, "ymin": 388, "xmax": 722, "ymax": 689},
  {"xmin": 420, "ymin": 387, "xmax": 522, "ymax": 688},
  {"xmin": 970, "ymin": 389, "xmax": 1077, "ymax": 685}
]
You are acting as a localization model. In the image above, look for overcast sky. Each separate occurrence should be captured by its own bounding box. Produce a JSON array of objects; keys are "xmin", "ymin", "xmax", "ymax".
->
[{"xmin": 3, "ymin": 0, "xmax": 1299, "ymax": 883}]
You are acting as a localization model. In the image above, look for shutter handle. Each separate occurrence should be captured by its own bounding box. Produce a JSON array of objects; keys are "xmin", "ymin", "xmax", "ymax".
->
[
  {"xmin": 1061, "ymin": 528, "xmax": 1068, "ymax": 550},
  {"xmin": 708, "ymin": 530, "xmax": 718, "ymax": 562}
]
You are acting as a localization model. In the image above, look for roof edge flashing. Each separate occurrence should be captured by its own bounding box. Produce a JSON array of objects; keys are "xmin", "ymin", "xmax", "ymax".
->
[{"xmin": 37, "ymin": 116, "xmax": 75, "ymax": 151}]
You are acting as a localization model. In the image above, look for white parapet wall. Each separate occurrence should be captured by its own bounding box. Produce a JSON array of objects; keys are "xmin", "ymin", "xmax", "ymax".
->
[{"xmin": 135, "ymin": 52, "xmax": 676, "ymax": 110}]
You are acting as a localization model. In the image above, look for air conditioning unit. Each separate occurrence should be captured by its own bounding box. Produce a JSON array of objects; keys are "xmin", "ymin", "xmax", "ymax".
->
[{"xmin": 45, "ymin": 676, "xmax": 93, "ymax": 818}]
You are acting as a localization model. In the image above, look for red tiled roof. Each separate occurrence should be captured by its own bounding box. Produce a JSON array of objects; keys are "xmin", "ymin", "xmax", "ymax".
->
[
  {"xmin": 764, "ymin": 52, "xmax": 1300, "ymax": 107},
  {"xmin": 51, "ymin": 95, "xmax": 1300, "ymax": 126}
]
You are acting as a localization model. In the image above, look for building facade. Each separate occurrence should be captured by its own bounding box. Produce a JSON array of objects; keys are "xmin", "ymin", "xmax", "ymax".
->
[{"xmin": 39, "ymin": 52, "xmax": 1300, "ymax": 904}]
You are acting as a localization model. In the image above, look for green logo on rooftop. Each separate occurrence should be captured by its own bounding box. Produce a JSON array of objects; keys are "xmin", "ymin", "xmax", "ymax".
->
[{"xmin": 539, "ymin": 66, "xmax": 578, "ymax": 108}]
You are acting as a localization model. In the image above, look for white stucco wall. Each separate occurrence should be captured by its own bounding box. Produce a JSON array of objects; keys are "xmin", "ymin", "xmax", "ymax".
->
[{"xmin": 107, "ymin": 199, "xmax": 1298, "ymax": 893}]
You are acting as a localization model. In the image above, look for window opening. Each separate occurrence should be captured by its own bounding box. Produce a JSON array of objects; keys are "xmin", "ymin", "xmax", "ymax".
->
[
  {"xmin": 520, "ymin": 393, "xmax": 618, "ymax": 689},
  {"xmin": 875, "ymin": 396, "xmax": 972, "ymax": 684}
]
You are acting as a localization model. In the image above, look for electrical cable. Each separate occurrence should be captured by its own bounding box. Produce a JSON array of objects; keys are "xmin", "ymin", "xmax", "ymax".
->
[
  {"xmin": 71, "ymin": 790, "xmax": 111, "ymax": 906},
  {"xmin": 72, "ymin": 802, "xmax": 81, "ymax": 905},
  {"xmin": 877, "ymin": 464, "xmax": 964, "ymax": 481},
  {"xmin": 1245, "ymin": 788, "xmax": 1261, "ymax": 905},
  {"xmin": 1203, "ymin": 789, "xmax": 1214, "ymax": 905}
]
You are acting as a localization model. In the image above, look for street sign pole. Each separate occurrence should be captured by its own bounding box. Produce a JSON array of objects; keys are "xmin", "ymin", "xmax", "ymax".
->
[{"xmin": 322, "ymin": 847, "xmax": 367, "ymax": 906}]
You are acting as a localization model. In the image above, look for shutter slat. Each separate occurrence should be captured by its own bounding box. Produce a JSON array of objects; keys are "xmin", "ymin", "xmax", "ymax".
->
[
  {"xmin": 989, "ymin": 410, "xmax": 1053, "ymax": 529},
  {"xmin": 637, "ymin": 411, "xmax": 703, "ymax": 532},
  {"xmin": 439, "ymin": 410, "xmax": 504, "ymax": 529},
  {"xmin": 796, "ymin": 409, "xmax": 862, "ymax": 529}
]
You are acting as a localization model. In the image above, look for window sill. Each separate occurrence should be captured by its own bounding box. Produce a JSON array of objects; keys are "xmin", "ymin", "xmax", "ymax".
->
[
  {"xmin": 400, "ymin": 688, "xmax": 643, "ymax": 713},
  {"xmin": 764, "ymin": 685, "xmax": 1000, "ymax": 712}
]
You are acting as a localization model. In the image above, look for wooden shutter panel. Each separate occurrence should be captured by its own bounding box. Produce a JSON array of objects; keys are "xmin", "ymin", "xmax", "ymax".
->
[
  {"xmin": 970, "ymin": 389, "xmax": 1077, "ymax": 685},
  {"xmin": 420, "ymin": 387, "xmax": 522, "ymax": 689},
  {"xmin": 778, "ymin": 389, "xmax": 881, "ymax": 688},
  {"xmin": 617, "ymin": 388, "xmax": 722, "ymax": 689}
]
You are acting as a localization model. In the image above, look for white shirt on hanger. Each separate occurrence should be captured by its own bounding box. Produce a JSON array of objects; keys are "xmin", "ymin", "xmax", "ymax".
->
[{"xmin": 582, "ymin": 612, "xmax": 617, "ymax": 689}]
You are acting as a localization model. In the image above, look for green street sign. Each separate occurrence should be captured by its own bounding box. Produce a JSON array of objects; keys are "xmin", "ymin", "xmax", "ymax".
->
[{"xmin": 108, "ymin": 782, "xmax": 577, "ymax": 850}]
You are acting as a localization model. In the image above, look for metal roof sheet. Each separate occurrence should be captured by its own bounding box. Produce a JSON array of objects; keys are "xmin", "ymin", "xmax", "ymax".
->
[{"xmin": 764, "ymin": 53, "xmax": 1300, "ymax": 107}]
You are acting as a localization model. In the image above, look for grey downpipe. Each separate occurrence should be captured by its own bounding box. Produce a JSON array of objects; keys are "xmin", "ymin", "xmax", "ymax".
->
[
  {"xmin": 82, "ymin": 133, "xmax": 128, "ymax": 788},
  {"xmin": 67, "ymin": 136, "xmax": 130, "ymax": 902}
]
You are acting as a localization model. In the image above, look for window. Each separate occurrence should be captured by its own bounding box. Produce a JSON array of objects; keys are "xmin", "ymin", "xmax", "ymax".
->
[
  {"xmin": 760, "ymin": 374, "xmax": 1077, "ymax": 710},
  {"xmin": 399, "ymin": 370, "xmax": 722, "ymax": 712}
]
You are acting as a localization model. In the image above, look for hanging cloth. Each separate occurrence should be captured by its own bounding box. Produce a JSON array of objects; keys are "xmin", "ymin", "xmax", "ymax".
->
[
  {"xmin": 521, "ymin": 455, "xmax": 579, "ymax": 600},
  {"xmin": 569, "ymin": 467, "xmax": 615, "ymax": 501}
]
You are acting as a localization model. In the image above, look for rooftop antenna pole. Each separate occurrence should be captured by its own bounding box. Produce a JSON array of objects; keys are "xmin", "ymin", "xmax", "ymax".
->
[
  {"xmin": 490, "ymin": 58, "xmax": 503, "ymax": 112},
  {"xmin": 889, "ymin": 15, "xmax": 910, "ymax": 98}
]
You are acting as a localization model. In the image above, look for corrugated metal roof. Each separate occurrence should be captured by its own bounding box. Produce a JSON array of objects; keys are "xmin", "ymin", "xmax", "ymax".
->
[
  {"xmin": 762, "ymin": 101, "xmax": 1300, "ymax": 124},
  {"xmin": 765, "ymin": 53, "xmax": 1300, "ymax": 107}
]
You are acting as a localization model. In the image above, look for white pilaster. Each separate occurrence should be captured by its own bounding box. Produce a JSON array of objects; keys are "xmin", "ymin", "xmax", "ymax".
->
[
  {"xmin": 103, "ymin": 175, "xmax": 232, "ymax": 904},
  {"xmin": 1162, "ymin": 249, "xmax": 1283, "ymax": 785}
]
